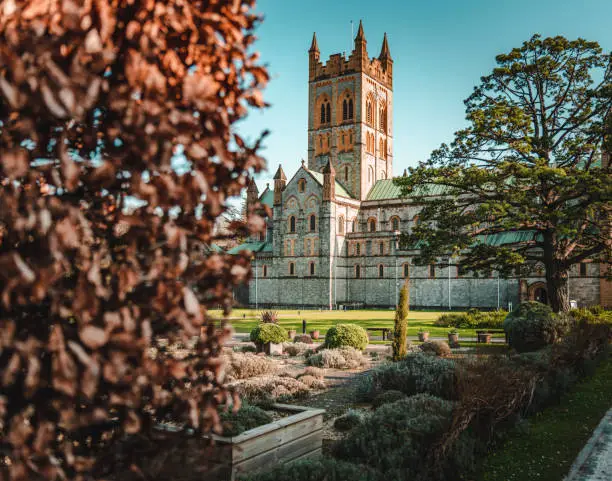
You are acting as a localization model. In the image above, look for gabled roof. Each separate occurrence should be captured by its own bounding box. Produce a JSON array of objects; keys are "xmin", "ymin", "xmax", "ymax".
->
[
  {"xmin": 307, "ymin": 169, "xmax": 351, "ymax": 198},
  {"xmin": 259, "ymin": 187, "xmax": 273, "ymax": 207},
  {"xmin": 227, "ymin": 241, "xmax": 272, "ymax": 255},
  {"xmin": 366, "ymin": 179, "xmax": 448, "ymax": 201}
]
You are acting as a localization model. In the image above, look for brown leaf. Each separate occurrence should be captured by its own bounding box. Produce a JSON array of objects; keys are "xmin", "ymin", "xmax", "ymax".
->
[
  {"xmin": 79, "ymin": 325, "xmax": 108, "ymax": 349},
  {"xmin": 2, "ymin": 149, "xmax": 28, "ymax": 179}
]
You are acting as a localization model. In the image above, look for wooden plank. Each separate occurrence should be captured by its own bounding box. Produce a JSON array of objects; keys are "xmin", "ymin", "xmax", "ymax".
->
[
  {"xmin": 232, "ymin": 414, "xmax": 323, "ymax": 462},
  {"xmin": 233, "ymin": 429, "xmax": 323, "ymax": 475}
]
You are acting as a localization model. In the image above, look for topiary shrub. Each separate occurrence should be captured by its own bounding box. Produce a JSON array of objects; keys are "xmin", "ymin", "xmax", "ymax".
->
[
  {"xmin": 332, "ymin": 394, "xmax": 456, "ymax": 480},
  {"xmin": 324, "ymin": 324, "xmax": 369, "ymax": 350},
  {"xmin": 503, "ymin": 301, "xmax": 570, "ymax": 352},
  {"xmin": 355, "ymin": 353, "xmax": 457, "ymax": 402},
  {"xmin": 242, "ymin": 458, "xmax": 381, "ymax": 481},
  {"xmin": 250, "ymin": 323, "xmax": 288, "ymax": 345},
  {"xmin": 220, "ymin": 403, "xmax": 273, "ymax": 437},
  {"xmin": 419, "ymin": 340, "xmax": 452, "ymax": 357},
  {"xmin": 334, "ymin": 409, "xmax": 367, "ymax": 431},
  {"xmin": 293, "ymin": 334, "xmax": 314, "ymax": 344},
  {"xmin": 372, "ymin": 390, "xmax": 407, "ymax": 408}
]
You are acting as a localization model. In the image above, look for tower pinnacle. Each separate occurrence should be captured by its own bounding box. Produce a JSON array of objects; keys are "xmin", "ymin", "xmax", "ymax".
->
[
  {"xmin": 379, "ymin": 32, "xmax": 391, "ymax": 60},
  {"xmin": 355, "ymin": 20, "xmax": 365, "ymax": 42},
  {"xmin": 309, "ymin": 32, "xmax": 319, "ymax": 53}
]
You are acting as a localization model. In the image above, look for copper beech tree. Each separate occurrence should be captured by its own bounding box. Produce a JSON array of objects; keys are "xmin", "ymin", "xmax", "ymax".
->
[{"xmin": 0, "ymin": 1, "xmax": 268, "ymax": 480}]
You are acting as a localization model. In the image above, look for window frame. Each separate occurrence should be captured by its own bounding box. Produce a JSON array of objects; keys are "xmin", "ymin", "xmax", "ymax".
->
[
  {"xmin": 309, "ymin": 214, "xmax": 316, "ymax": 232},
  {"xmin": 378, "ymin": 264, "xmax": 384, "ymax": 278},
  {"xmin": 288, "ymin": 215, "xmax": 296, "ymax": 233},
  {"xmin": 355, "ymin": 264, "xmax": 361, "ymax": 279},
  {"xmin": 289, "ymin": 262, "xmax": 295, "ymax": 276}
]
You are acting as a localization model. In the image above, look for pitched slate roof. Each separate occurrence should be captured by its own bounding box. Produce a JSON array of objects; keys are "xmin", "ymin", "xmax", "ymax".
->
[
  {"xmin": 259, "ymin": 187, "xmax": 274, "ymax": 207},
  {"xmin": 365, "ymin": 179, "xmax": 448, "ymax": 200}
]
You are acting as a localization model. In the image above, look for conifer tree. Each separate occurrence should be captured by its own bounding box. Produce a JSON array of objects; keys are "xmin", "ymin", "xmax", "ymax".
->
[{"xmin": 392, "ymin": 280, "xmax": 409, "ymax": 360}]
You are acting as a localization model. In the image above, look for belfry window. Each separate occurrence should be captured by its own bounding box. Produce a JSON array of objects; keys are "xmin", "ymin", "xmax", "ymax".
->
[{"xmin": 320, "ymin": 103, "xmax": 325, "ymax": 125}]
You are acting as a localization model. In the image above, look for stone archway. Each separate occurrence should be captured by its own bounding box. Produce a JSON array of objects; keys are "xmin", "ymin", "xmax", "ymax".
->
[{"xmin": 528, "ymin": 282, "xmax": 548, "ymax": 305}]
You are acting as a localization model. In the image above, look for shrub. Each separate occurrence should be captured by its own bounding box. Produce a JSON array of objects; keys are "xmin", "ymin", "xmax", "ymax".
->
[
  {"xmin": 334, "ymin": 409, "xmax": 367, "ymax": 431},
  {"xmin": 434, "ymin": 309, "xmax": 507, "ymax": 329},
  {"xmin": 503, "ymin": 301, "xmax": 570, "ymax": 352},
  {"xmin": 220, "ymin": 403, "xmax": 273, "ymax": 437},
  {"xmin": 295, "ymin": 374, "xmax": 326, "ymax": 390},
  {"xmin": 324, "ymin": 324, "xmax": 369, "ymax": 350},
  {"xmin": 302, "ymin": 366, "xmax": 325, "ymax": 379},
  {"xmin": 236, "ymin": 376, "xmax": 311, "ymax": 403},
  {"xmin": 307, "ymin": 347, "xmax": 369, "ymax": 369},
  {"xmin": 293, "ymin": 334, "xmax": 314, "ymax": 344},
  {"xmin": 283, "ymin": 342, "xmax": 316, "ymax": 357},
  {"xmin": 233, "ymin": 344, "xmax": 257, "ymax": 353},
  {"xmin": 356, "ymin": 353, "xmax": 456, "ymax": 402},
  {"xmin": 419, "ymin": 340, "xmax": 452, "ymax": 357},
  {"xmin": 225, "ymin": 353, "xmax": 277, "ymax": 380},
  {"xmin": 250, "ymin": 323, "xmax": 288, "ymax": 345},
  {"xmin": 393, "ymin": 281, "xmax": 409, "ymax": 360},
  {"xmin": 260, "ymin": 310, "xmax": 279, "ymax": 324},
  {"xmin": 333, "ymin": 394, "xmax": 456, "ymax": 480},
  {"xmin": 242, "ymin": 458, "xmax": 381, "ymax": 481},
  {"xmin": 372, "ymin": 390, "xmax": 407, "ymax": 408}
]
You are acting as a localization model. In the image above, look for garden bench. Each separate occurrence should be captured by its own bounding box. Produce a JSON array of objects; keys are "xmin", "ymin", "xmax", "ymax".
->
[
  {"xmin": 476, "ymin": 329, "xmax": 507, "ymax": 343},
  {"xmin": 366, "ymin": 327, "xmax": 391, "ymax": 341}
]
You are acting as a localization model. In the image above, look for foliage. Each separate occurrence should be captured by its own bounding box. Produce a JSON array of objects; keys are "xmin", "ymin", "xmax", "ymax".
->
[
  {"xmin": 395, "ymin": 34, "xmax": 612, "ymax": 312},
  {"xmin": 241, "ymin": 458, "xmax": 382, "ymax": 481},
  {"xmin": 334, "ymin": 409, "xmax": 368, "ymax": 431},
  {"xmin": 300, "ymin": 366, "xmax": 326, "ymax": 379},
  {"xmin": 324, "ymin": 323, "xmax": 369, "ymax": 350},
  {"xmin": 333, "ymin": 394, "xmax": 457, "ymax": 481},
  {"xmin": 295, "ymin": 374, "xmax": 326, "ymax": 389},
  {"xmin": 392, "ymin": 281, "xmax": 409, "ymax": 360},
  {"xmin": 372, "ymin": 390, "xmax": 407, "ymax": 408},
  {"xmin": 250, "ymin": 323, "xmax": 289, "ymax": 345},
  {"xmin": 435, "ymin": 310, "xmax": 507, "ymax": 329},
  {"xmin": 307, "ymin": 347, "xmax": 369, "ymax": 370},
  {"xmin": 283, "ymin": 342, "xmax": 316, "ymax": 357},
  {"xmin": 234, "ymin": 344, "xmax": 258, "ymax": 353},
  {"xmin": 568, "ymin": 306, "xmax": 612, "ymax": 325},
  {"xmin": 503, "ymin": 302, "xmax": 570, "ymax": 352},
  {"xmin": 225, "ymin": 352, "xmax": 277, "ymax": 380},
  {"xmin": 293, "ymin": 334, "xmax": 314, "ymax": 344},
  {"xmin": 220, "ymin": 403, "xmax": 273, "ymax": 437},
  {"xmin": 356, "ymin": 354, "xmax": 457, "ymax": 402},
  {"xmin": 260, "ymin": 310, "xmax": 279, "ymax": 324},
  {"xmin": 235, "ymin": 376, "xmax": 312, "ymax": 403},
  {"xmin": 419, "ymin": 340, "xmax": 452, "ymax": 357},
  {"xmin": 0, "ymin": 1, "xmax": 268, "ymax": 479}
]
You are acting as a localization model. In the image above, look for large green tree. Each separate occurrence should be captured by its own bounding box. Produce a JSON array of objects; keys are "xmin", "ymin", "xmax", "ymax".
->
[{"xmin": 396, "ymin": 35, "xmax": 611, "ymax": 312}]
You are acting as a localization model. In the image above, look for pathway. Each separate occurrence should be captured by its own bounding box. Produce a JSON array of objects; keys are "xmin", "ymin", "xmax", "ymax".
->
[{"xmin": 564, "ymin": 408, "xmax": 612, "ymax": 481}]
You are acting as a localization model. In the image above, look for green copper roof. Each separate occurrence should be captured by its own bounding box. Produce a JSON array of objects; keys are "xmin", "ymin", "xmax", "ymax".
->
[
  {"xmin": 307, "ymin": 170, "xmax": 352, "ymax": 198},
  {"xmin": 366, "ymin": 179, "xmax": 448, "ymax": 201},
  {"xmin": 227, "ymin": 241, "xmax": 272, "ymax": 255},
  {"xmin": 259, "ymin": 188, "xmax": 274, "ymax": 207}
]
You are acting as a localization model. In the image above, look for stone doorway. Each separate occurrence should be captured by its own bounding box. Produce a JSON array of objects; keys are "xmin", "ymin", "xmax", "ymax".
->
[{"xmin": 528, "ymin": 282, "xmax": 548, "ymax": 305}]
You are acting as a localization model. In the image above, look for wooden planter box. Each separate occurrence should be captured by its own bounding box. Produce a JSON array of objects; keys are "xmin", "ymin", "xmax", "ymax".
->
[{"xmin": 151, "ymin": 404, "xmax": 324, "ymax": 481}]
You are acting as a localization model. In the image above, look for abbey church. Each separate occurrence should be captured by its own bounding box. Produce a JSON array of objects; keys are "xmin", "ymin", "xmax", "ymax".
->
[{"xmin": 230, "ymin": 22, "xmax": 610, "ymax": 310}]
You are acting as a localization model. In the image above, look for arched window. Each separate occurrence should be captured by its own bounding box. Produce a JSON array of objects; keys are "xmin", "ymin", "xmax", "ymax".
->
[
  {"xmin": 262, "ymin": 265, "xmax": 268, "ymax": 278},
  {"xmin": 289, "ymin": 262, "xmax": 295, "ymax": 276},
  {"xmin": 403, "ymin": 263, "xmax": 410, "ymax": 278},
  {"xmin": 309, "ymin": 214, "xmax": 316, "ymax": 232},
  {"xmin": 344, "ymin": 165, "xmax": 349, "ymax": 181},
  {"xmin": 326, "ymin": 102, "xmax": 331, "ymax": 123},
  {"xmin": 366, "ymin": 98, "xmax": 373, "ymax": 125},
  {"xmin": 338, "ymin": 216, "xmax": 345, "ymax": 235},
  {"xmin": 368, "ymin": 166, "xmax": 374, "ymax": 183},
  {"xmin": 378, "ymin": 264, "xmax": 384, "ymax": 278},
  {"xmin": 288, "ymin": 215, "xmax": 296, "ymax": 233},
  {"xmin": 348, "ymin": 98, "xmax": 353, "ymax": 119},
  {"xmin": 351, "ymin": 218, "xmax": 357, "ymax": 232},
  {"xmin": 379, "ymin": 138, "xmax": 385, "ymax": 159},
  {"xmin": 298, "ymin": 178, "xmax": 306, "ymax": 193},
  {"xmin": 579, "ymin": 262, "xmax": 587, "ymax": 277},
  {"xmin": 355, "ymin": 265, "xmax": 361, "ymax": 279},
  {"xmin": 349, "ymin": 130, "xmax": 353, "ymax": 144},
  {"xmin": 309, "ymin": 262, "xmax": 315, "ymax": 276},
  {"xmin": 356, "ymin": 243, "xmax": 361, "ymax": 256},
  {"xmin": 429, "ymin": 264, "xmax": 436, "ymax": 279},
  {"xmin": 343, "ymin": 99, "xmax": 348, "ymax": 120},
  {"xmin": 391, "ymin": 216, "xmax": 400, "ymax": 231},
  {"xmin": 379, "ymin": 105, "xmax": 387, "ymax": 131},
  {"xmin": 379, "ymin": 242, "xmax": 384, "ymax": 255},
  {"xmin": 368, "ymin": 218, "xmax": 376, "ymax": 232},
  {"xmin": 320, "ymin": 103, "xmax": 325, "ymax": 125}
]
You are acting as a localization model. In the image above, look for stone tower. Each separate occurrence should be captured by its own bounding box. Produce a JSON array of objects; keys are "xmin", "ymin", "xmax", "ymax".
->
[{"xmin": 307, "ymin": 21, "xmax": 393, "ymax": 200}]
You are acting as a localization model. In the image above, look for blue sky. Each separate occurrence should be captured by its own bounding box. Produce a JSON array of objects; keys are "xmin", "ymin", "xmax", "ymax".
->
[{"xmin": 238, "ymin": 0, "xmax": 612, "ymax": 191}]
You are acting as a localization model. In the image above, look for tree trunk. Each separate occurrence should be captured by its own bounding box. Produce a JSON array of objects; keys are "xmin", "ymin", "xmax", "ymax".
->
[{"xmin": 543, "ymin": 232, "xmax": 570, "ymax": 313}]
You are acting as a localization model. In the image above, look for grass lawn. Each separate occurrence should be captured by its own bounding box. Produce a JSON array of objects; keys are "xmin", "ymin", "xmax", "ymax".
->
[
  {"xmin": 477, "ymin": 354, "xmax": 612, "ymax": 481},
  {"xmin": 210, "ymin": 308, "xmax": 505, "ymax": 340}
]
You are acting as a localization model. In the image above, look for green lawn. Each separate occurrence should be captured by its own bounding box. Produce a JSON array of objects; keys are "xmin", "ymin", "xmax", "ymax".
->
[
  {"xmin": 211, "ymin": 308, "xmax": 505, "ymax": 339},
  {"xmin": 477, "ymin": 354, "xmax": 612, "ymax": 481}
]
